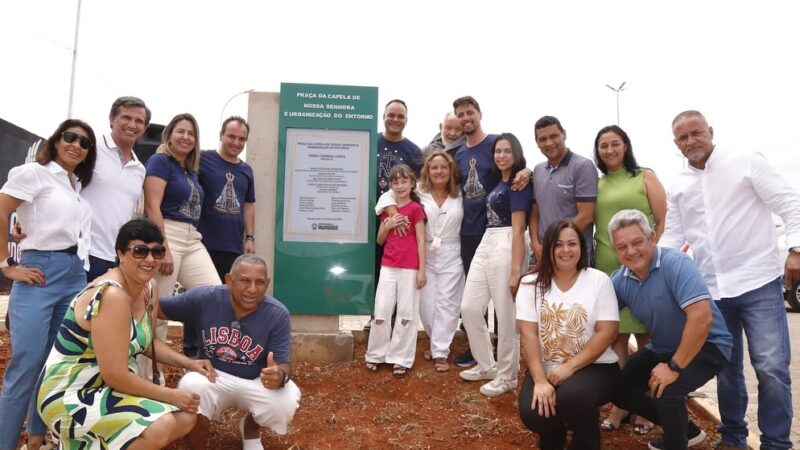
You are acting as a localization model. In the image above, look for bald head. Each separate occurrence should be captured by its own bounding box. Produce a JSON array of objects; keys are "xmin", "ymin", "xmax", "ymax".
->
[{"xmin": 440, "ymin": 112, "xmax": 463, "ymax": 146}]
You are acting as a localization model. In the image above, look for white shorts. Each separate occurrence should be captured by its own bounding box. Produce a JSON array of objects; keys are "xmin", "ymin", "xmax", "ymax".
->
[{"xmin": 178, "ymin": 370, "xmax": 301, "ymax": 434}]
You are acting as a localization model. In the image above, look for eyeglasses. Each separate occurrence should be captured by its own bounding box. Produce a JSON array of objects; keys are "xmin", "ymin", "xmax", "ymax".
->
[
  {"xmin": 61, "ymin": 131, "xmax": 92, "ymax": 150},
  {"xmin": 126, "ymin": 244, "xmax": 167, "ymax": 260}
]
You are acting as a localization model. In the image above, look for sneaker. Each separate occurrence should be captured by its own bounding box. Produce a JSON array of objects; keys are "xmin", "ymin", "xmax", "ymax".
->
[
  {"xmin": 647, "ymin": 420, "xmax": 706, "ymax": 450},
  {"xmin": 459, "ymin": 366, "xmax": 498, "ymax": 381},
  {"xmin": 454, "ymin": 349, "xmax": 476, "ymax": 367},
  {"xmin": 479, "ymin": 377, "xmax": 518, "ymax": 397}
]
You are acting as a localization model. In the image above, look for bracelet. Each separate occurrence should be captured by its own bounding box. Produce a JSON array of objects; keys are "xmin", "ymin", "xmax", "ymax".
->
[{"xmin": 245, "ymin": 235, "xmax": 255, "ymax": 241}]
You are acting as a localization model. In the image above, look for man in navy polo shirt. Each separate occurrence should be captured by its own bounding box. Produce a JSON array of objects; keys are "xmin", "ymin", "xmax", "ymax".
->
[
  {"xmin": 160, "ymin": 254, "xmax": 300, "ymax": 450},
  {"xmin": 609, "ymin": 209, "xmax": 732, "ymax": 450}
]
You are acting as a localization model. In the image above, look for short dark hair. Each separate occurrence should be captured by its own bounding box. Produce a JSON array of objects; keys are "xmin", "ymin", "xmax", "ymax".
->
[
  {"xmin": 452, "ymin": 96, "xmax": 481, "ymax": 113},
  {"xmin": 38, "ymin": 119, "xmax": 97, "ymax": 187},
  {"xmin": 534, "ymin": 115, "xmax": 564, "ymax": 139},
  {"xmin": 109, "ymin": 96, "xmax": 151, "ymax": 126},
  {"xmin": 384, "ymin": 99, "xmax": 407, "ymax": 113},
  {"xmin": 220, "ymin": 115, "xmax": 250, "ymax": 137},
  {"xmin": 115, "ymin": 219, "xmax": 164, "ymax": 251},
  {"xmin": 493, "ymin": 133, "xmax": 527, "ymax": 178},
  {"xmin": 593, "ymin": 125, "xmax": 640, "ymax": 176},
  {"xmin": 231, "ymin": 254, "xmax": 268, "ymax": 273}
]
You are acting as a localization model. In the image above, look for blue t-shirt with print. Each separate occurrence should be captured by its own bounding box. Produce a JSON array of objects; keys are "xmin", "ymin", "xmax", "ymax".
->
[
  {"xmin": 197, "ymin": 150, "xmax": 256, "ymax": 253},
  {"xmin": 486, "ymin": 179, "xmax": 532, "ymax": 228},
  {"xmin": 145, "ymin": 153, "xmax": 204, "ymax": 227},
  {"xmin": 611, "ymin": 246, "xmax": 732, "ymax": 359},
  {"xmin": 160, "ymin": 284, "xmax": 291, "ymax": 380},
  {"xmin": 454, "ymin": 134, "xmax": 500, "ymax": 236},
  {"xmin": 376, "ymin": 134, "xmax": 422, "ymax": 198}
]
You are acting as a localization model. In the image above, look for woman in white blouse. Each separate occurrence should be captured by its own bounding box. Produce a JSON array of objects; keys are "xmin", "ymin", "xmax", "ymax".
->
[
  {"xmin": 416, "ymin": 151, "xmax": 464, "ymax": 372},
  {"xmin": 516, "ymin": 220, "xmax": 620, "ymax": 450},
  {"xmin": 0, "ymin": 119, "xmax": 97, "ymax": 450}
]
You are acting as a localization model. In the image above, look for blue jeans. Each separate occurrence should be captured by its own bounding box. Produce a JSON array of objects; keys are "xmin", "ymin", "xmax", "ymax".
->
[
  {"xmin": 0, "ymin": 251, "xmax": 86, "ymax": 450},
  {"xmin": 715, "ymin": 277, "xmax": 792, "ymax": 450},
  {"xmin": 614, "ymin": 343, "xmax": 726, "ymax": 450}
]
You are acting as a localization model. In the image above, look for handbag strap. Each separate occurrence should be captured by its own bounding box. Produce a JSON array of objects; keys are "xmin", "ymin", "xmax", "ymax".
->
[{"xmin": 142, "ymin": 281, "xmax": 160, "ymax": 385}]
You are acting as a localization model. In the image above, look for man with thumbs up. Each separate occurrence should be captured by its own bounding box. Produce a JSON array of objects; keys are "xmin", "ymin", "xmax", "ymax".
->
[{"xmin": 159, "ymin": 254, "xmax": 301, "ymax": 450}]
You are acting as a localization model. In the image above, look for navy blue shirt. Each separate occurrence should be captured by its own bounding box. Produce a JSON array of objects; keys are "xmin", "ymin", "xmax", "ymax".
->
[
  {"xmin": 376, "ymin": 134, "xmax": 422, "ymax": 198},
  {"xmin": 160, "ymin": 285, "xmax": 291, "ymax": 380},
  {"xmin": 197, "ymin": 150, "xmax": 256, "ymax": 253},
  {"xmin": 454, "ymin": 134, "xmax": 500, "ymax": 236},
  {"xmin": 145, "ymin": 153, "xmax": 204, "ymax": 227},
  {"xmin": 611, "ymin": 246, "xmax": 732, "ymax": 359},
  {"xmin": 486, "ymin": 179, "xmax": 532, "ymax": 228}
]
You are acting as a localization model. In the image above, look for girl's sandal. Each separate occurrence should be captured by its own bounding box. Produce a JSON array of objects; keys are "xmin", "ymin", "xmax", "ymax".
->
[
  {"xmin": 392, "ymin": 364, "xmax": 409, "ymax": 378},
  {"xmin": 434, "ymin": 357, "xmax": 449, "ymax": 372},
  {"xmin": 365, "ymin": 362, "xmax": 379, "ymax": 372}
]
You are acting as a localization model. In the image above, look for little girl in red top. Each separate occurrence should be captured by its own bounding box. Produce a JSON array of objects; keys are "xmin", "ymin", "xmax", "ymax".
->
[{"xmin": 365, "ymin": 164, "xmax": 426, "ymax": 378}]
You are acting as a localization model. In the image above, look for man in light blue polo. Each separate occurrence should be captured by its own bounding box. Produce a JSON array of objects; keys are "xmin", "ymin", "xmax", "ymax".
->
[
  {"xmin": 529, "ymin": 115, "xmax": 597, "ymax": 264},
  {"xmin": 609, "ymin": 209, "xmax": 732, "ymax": 450}
]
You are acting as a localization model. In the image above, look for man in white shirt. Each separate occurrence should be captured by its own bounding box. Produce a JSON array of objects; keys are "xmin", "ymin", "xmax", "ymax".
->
[
  {"xmin": 660, "ymin": 110, "xmax": 800, "ymax": 450},
  {"xmin": 81, "ymin": 97, "xmax": 150, "ymax": 281}
]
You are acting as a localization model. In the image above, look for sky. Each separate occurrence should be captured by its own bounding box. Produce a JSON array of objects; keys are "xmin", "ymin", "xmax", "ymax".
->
[{"xmin": 2, "ymin": 0, "xmax": 799, "ymax": 189}]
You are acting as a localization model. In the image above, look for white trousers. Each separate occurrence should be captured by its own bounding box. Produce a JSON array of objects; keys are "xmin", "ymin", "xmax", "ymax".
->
[
  {"xmin": 138, "ymin": 219, "xmax": 221, "ymax": 381},
  {"xmin": 461, "ymin": 227, "xmax": 527, "ymax": 381},
  {"xmin": 365, "ymin": 266, "xmax": 420, "ymax": 368},
  {"xmin": 419, "ymin": 242, "xmax": 464, "ymax": 358},
  {"xmin": 179, "ymin": 371, "xmax": 301, "ymax": 435}
]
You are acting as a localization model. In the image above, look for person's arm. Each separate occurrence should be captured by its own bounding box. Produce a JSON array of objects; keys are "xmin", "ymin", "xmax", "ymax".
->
[
  {"xmin": 572, "ymin": 201, "xmax": 595, "ymax": 234},
  {"xmin": 91, "ymin": 287, "xmax": 200, "ymax": 411},
  {"xmin": 243, "ymin": 202, "xmax": 255, "ymax": 254},
  {"xmin": 643, "ymin": 169, "xmax": 667, "ymax": 241},
  {"xmin": 528, "ymin": 203, "xmax": 542, "ymax": 264},
  {"xmin": 510, "ymin": 210, "xmax": 527, "ymax": 297},
  {"xmin": 511, "ymin": 167, "xmax": 532, "ymax": 191},
  {"xmin": 0, "ymin": 194, "xmax": 44, "ymax": 285},
  {"xmin": 649, "ymin": 300, "xmax": 712, "ymax": 398},
  {"xmin": 659, "ymin": 191, "xmax": 687, "ymax": 250},
  {"xmin": 546, "ymin": 320, "xmax": 618, "ymax": 386},
  {"xmin": 415, "ymin": 220, "xmax": 426, "ymax": 289},
  {"xmin": 518, "ymin": 319, "xmax": 557, "ymax": 418},
  {"xmin": 143, "ymin": 175, "xmax": 173, "ymax": 276}
]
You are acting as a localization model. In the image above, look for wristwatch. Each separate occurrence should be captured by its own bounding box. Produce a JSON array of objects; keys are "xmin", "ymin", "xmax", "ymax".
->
[
  {"xmin": 667, "ymin": 358, "xmax": 683, "ymax": 374},
  {"xmin": 245, "ymin": 234, "xmax": 255, "ymax": 242},
  {"xmin": 279, "ymin": 368, "xmax": 290, "ymax": 388},
  {"xmin": 0, "ymin": 256, "xmax": 17, "ymax": 269}
]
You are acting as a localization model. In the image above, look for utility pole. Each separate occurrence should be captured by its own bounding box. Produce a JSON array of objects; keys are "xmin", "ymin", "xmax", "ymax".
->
[{"xmin": 67, "ymin": 0, "xmax": 82, "ymax": 118}]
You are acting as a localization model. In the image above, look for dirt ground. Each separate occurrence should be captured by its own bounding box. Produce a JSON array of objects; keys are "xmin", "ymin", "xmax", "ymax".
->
[{"xmin": 0, "ymin": 330, "xmax": 721, "ymax": 449}]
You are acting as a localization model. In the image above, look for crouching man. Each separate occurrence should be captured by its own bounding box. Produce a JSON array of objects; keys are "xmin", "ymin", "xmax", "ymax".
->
[
  {"xmin": 160, "ymin": 254, "xmax": 301, "ymax": 450},
  {"xmin": 608, "ymin": 209, "xmax": 732, "ymax": 450}
]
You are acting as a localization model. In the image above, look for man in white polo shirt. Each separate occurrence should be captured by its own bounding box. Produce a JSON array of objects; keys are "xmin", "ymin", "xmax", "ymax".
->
[{"xmin": 81, "ymin": 96, "xmax": 150, "ymax": 281}]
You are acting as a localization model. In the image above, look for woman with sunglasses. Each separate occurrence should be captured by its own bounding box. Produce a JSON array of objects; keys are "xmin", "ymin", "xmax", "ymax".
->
[
  {"xmin": 0, "ymin": 120, "xmax": 96, "ymax": 450},
  {"xmin": 37, "ymin": 219, "xmax": 215, "ymax": 449},
  {"xmin": 143, "ymin": 113, "xmax": 221, "ymax": 366}
]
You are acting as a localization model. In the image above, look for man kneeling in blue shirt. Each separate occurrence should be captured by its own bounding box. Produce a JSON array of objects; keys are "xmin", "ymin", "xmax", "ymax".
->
[
  {"xmin": 160, "ymin": 254, "xmax": 301, "ymax": 450},
  {"xmin": 608, "ymin": 209, "xmax": 732, "ymax": 450}
]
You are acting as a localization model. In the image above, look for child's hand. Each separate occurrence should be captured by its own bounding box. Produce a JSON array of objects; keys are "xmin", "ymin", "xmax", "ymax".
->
[{"xmin": 416, "ymin": 272, "xmax": 427, "ymax": 289}]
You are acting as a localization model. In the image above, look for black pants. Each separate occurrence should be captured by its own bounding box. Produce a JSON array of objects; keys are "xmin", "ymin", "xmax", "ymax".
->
[
  {"xmin": 518, "ymin": 363, "xmax": 620, "ymax": 450},
  {"xmin": 614, "ymin": 343, "xmax": 726, "ymax": 450},
  {"xmin": 86, "ymin": 255, "xmax": 116, "ymax": 283},
  {"xmin": 208, "ymin": 250, "xmax": 239, "ymax": 282}
]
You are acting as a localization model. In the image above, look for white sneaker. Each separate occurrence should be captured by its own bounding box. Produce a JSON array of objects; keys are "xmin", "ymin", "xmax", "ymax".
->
[
  {"xmin": 479, "ymin": 377, "xmax": 518, "ymax": 397},
  {"xmin": 459, "ymin": 366, "xmax": 498, "ymax": 381}
]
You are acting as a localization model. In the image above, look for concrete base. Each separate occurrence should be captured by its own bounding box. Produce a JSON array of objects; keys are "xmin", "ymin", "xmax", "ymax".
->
[{"xmin": 291, "ymin": 331, "xmax": 354, "ymax": 363}]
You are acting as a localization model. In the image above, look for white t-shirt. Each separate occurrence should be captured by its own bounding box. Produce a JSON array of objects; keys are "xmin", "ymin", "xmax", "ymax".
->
[{"xmin": 516, "ymin": 268, "xmax": 619, "ymax": 372}]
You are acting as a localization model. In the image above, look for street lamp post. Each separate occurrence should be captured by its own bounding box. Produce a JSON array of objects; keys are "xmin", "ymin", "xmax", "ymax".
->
[
  {"xmin": 219, "ymin": 89, "xmax": 254, "ymax": 125},
  {"xmin": 67, "ymin": 0, "xmax": 83, "ymax": 118},
  {"xmin": 605, "ymin": 82, "xmax": 627, "ymax": 125}
]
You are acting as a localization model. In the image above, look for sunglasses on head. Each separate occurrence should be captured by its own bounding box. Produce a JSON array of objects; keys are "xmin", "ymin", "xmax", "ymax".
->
[
  {"xmin": 61, "ymin": 131, "xmax": 92, "ymax": 150},
  {"xmin": 126, "ymin": 244, "xmax": 167, "ymax": 260}
]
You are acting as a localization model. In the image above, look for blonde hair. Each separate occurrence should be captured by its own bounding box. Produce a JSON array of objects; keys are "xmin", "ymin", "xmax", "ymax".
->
[
  {"xmin": 159, "ymin": 113, "xmax": 201, "ymax": 173},
  {"xmin": 418, "ymin": 151, "xmax": 460, "ymax": 197}
]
